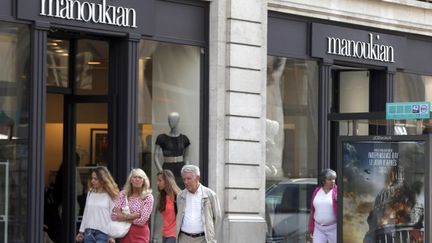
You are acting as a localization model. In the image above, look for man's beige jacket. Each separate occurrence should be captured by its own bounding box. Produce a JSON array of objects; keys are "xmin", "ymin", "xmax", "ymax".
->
[{"xmin": 176, "ymin": 185, "xmax": 222, "ymax": 242}]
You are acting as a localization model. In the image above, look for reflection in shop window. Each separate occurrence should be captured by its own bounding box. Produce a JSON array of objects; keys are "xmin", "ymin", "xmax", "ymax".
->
[
  {"xmin": 394, "ymin": 72, "xmax": 432, "ymax": 102},
  {"xmin": 266, "ymin": 57, "xmax": 318, "ymax": 180},
  {"xmin": 47, "ymin": 39, "xmax": 69, "ymax": 88},
  {"xmin": 75, "ymin": 39, "xmax": 109, "ymax": 95},
  {"xmin": 394, "ymin": 73, "xmax": 432, "ymax": 135},
  {"xmin": 0, "ymin": 22, "xmax": 30, "ymax": 243},
  {"xmin": 265, "ymin": 56, "xmax": 318, "ymax": 242}
]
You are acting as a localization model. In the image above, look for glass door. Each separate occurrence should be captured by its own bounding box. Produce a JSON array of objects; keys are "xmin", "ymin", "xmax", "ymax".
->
[{"xmin": 44, "ymin": 37, "xmax": 109, "ymax": 243}]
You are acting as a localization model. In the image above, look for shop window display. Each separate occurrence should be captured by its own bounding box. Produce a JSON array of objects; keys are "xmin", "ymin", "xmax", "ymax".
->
[
  {"xmin": 154, "ymin": 112, "xmax": 191, "ymax": 188},
  {"xmin": 137, "ymin": 40, "xmax": 201, "ymax": 242},
  {"xmin": 137, "ymin": 40, "xmax": 201, "ymax": 174},
  {"xmin": 265, "ymin": 56, "xmax": 319, "ymax": 242}
]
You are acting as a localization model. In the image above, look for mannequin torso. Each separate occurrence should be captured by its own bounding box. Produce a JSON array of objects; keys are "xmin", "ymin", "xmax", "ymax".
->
[{"xmin": 154, "ymin": 112, "xmax": 190, "ymax": 188}]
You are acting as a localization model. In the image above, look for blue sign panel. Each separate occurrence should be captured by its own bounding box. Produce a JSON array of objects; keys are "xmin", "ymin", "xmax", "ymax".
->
[{"xmin": 386, "ymin": 102, "xmax": 431, "ymax": 120}]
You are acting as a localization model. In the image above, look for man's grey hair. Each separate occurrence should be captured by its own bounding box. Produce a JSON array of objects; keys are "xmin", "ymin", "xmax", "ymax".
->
[{"xmin": 181, "ymin": 164, "xmax": 200, "ymax": 177}]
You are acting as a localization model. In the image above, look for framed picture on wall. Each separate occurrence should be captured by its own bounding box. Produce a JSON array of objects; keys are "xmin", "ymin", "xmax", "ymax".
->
[{"xmin": 90, "ymin": 128, "xmax": 108, "ymax": 165}]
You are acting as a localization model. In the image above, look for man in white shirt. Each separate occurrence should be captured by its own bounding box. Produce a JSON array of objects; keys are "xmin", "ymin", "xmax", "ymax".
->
[{"xmin": 176, "ymin": 165, "xmax": 221, "ymax": 243}]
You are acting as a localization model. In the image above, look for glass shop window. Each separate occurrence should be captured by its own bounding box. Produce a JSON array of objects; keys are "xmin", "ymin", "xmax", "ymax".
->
[
  {"xmin": 0, "ymin": 21, "xmax": 30, "ymax": 243},
  {"xmin": 137, "ymin": 39, "xmax": 202, "ymax": 241},
  {"xmin": 265, "ymin": 56, "xmax": 319, "ymax": 242},
  {"xmin": 394, "ymin": 72, "xmax": 432, "ymax": 135}
]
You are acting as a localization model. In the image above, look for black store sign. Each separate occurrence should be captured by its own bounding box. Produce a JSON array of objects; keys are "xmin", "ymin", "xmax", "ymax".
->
[
  {"xmin": 312, "ymin": 23, "xmax": 407, "ymax": 69},
  {"xmin": 0, "ymin": 0, "xmax": 12, "ymax": 17},
  {"xmin": 17, "ymin": 0, "xmax": 155, "ymax": 34}
]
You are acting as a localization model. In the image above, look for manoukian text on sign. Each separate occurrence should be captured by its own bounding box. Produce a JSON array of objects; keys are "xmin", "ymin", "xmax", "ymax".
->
[{"xmin": 40, "ymin": 0, "xmax": 137, "ymax": 28}]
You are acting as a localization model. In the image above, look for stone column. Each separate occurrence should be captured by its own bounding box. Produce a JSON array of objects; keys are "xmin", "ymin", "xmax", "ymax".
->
[{"xmin": 208, "ymin": 0, "xmax": 268, "ymax": 242}]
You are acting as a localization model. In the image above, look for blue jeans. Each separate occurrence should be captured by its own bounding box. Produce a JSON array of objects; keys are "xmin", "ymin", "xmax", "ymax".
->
[{"xmin": 84, "ymin": 228, "xmax": 109, "ymax": 243}]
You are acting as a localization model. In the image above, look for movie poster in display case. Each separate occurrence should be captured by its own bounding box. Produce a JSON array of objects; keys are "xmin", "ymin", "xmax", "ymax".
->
[{"xmin": 338, "ymin": 136, "xmax": 428, "ymax": 243}]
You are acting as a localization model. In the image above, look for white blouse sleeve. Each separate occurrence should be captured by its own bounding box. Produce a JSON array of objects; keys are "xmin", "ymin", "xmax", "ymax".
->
[{"xmin": 79, "ymin": 192, "xmax": 91, "ymax": 233}]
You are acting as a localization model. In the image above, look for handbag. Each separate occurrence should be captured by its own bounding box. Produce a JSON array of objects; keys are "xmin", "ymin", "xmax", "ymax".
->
[{"xmin": 108, "ymin": 196, "xmax": 132, "ymax": 238}]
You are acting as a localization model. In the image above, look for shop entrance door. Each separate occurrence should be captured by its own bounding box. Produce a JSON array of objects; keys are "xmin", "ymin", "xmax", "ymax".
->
[{"xmin": 44, "ymin": 37, "xmax": 111, "ymax": 243}]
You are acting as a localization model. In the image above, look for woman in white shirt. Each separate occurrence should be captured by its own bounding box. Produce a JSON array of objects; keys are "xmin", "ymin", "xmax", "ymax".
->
[
  {"xmin": 76, "ymin": 166, "xmax": 119, "ymax": 243},
  {"xmin": 308, "ymin": 168, "xmax": 338, "ymax": 243}
]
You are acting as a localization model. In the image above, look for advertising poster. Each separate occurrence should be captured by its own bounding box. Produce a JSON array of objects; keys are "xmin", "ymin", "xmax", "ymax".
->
[{"xmin": 341, "ymin": 138, "xmax": 425, "ymax": 243}]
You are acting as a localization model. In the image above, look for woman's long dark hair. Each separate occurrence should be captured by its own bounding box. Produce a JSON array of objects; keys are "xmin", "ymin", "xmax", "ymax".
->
[{"xmin": 157, "ymin": 170, "xmax": 181, "ymax": 212}]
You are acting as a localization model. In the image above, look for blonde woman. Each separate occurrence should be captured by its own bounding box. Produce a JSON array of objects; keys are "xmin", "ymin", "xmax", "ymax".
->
[
  {"xmin": 156, "ymin": 170, "xmax": 181, "ymax": 243},
  {"xmin": 76, "ymin": 166, "xmax": 119, "ymax": 243},
  {"xmin": 112, "ymin": 168, "xmax": 154, "ymax": 243}
]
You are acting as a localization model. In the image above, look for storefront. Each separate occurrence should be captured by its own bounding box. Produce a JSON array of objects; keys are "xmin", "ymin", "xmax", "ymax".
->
[
  {"xmin": 0, "ymin": 0, "xmax": 208, "ymax": 242},
  {"xmin": 266, "ymin": 12, "xmax": 432, "ymax": 242}
]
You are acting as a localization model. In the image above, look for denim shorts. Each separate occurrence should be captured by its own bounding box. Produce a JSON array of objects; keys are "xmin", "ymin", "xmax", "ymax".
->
[{"xmin": 84, "ymin": 228, "xmax": 109, "ymax": 243}]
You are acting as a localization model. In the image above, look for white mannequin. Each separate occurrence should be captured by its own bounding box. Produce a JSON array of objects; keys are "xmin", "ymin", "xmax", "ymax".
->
[
  {"xmin": 265, "ymin": 119, "xmax": 280, "ymax": 177},
  {"xmin": 153, "ymin": 112, "xmax": 190, "ymax": 172}
]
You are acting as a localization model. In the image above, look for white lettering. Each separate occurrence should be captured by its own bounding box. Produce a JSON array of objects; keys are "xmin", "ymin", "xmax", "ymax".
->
[
  {"xmin": 326, "ymin": 33, "xmax": 395, "ymax": 63},
  {"xmin": 340, "ymin": 39, "xmax": 347, "ymax": 56},
  {"xmin": 55, "ymin": 0, "xmax": 62, "ymax": 17},
  {"xmin": 41, "ymin": 0, "xmax": 48, "ymax": 16},
  {"xmin": 116, "ymin": 7, "xmax": 125, "ymax": 26},
  {"xmin": 106, "ymin": 5, "xmax": 114, "ymax": 25},
  {"xmin": 39, "ymin": 0, "xmax": 138, "ymax": 28},
  {"xmin": 59, "ymin": 0, "xmax": 69, "ymax": 19},
  {"xmin": 92, "ymin": 3, "xmax": 103, "ymax": 23},
  {"xmin": 70, "ymin": 0, "xmax": 82, "ymax": 20},
  {"xmin": 80, "ymin": 2, "xmax": 92, "ymax": 22},
  {"xmin": 126, "ymin": 8, "xmax": 136, "ymax": 28}
]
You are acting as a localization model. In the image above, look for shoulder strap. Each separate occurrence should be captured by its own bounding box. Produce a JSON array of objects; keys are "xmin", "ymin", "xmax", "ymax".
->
[
  {"xmin": 174, "ymin": 194, "xmax": 178, "ymax": 215},
  {"xmin": 125, "ymin": 193, "xmax": 129, "ymax": 206}
]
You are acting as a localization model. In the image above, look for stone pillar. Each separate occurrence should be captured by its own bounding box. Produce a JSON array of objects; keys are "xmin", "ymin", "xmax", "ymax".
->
[{"xmin": 208, "ymin": 0, "xmax": 268, "ymax": 242}]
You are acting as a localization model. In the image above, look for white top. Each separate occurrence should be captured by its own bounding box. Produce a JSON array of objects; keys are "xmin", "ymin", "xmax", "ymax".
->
[
  {"xmin": 181, "ymin": 185, "xmax": 204, "ymax": 234},
  {"xmin": 313, "ymin": 188, "xmax": 336, "ymax": 225},
  {"xmin": 79, "ymin": 191, "xmax": 115, "ymax": 234}
]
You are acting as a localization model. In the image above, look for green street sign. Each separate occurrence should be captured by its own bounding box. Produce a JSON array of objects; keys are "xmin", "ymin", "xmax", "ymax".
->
[{"xmin": 386, "ymin": 102, "xmax": 431, "ymax": 120}]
